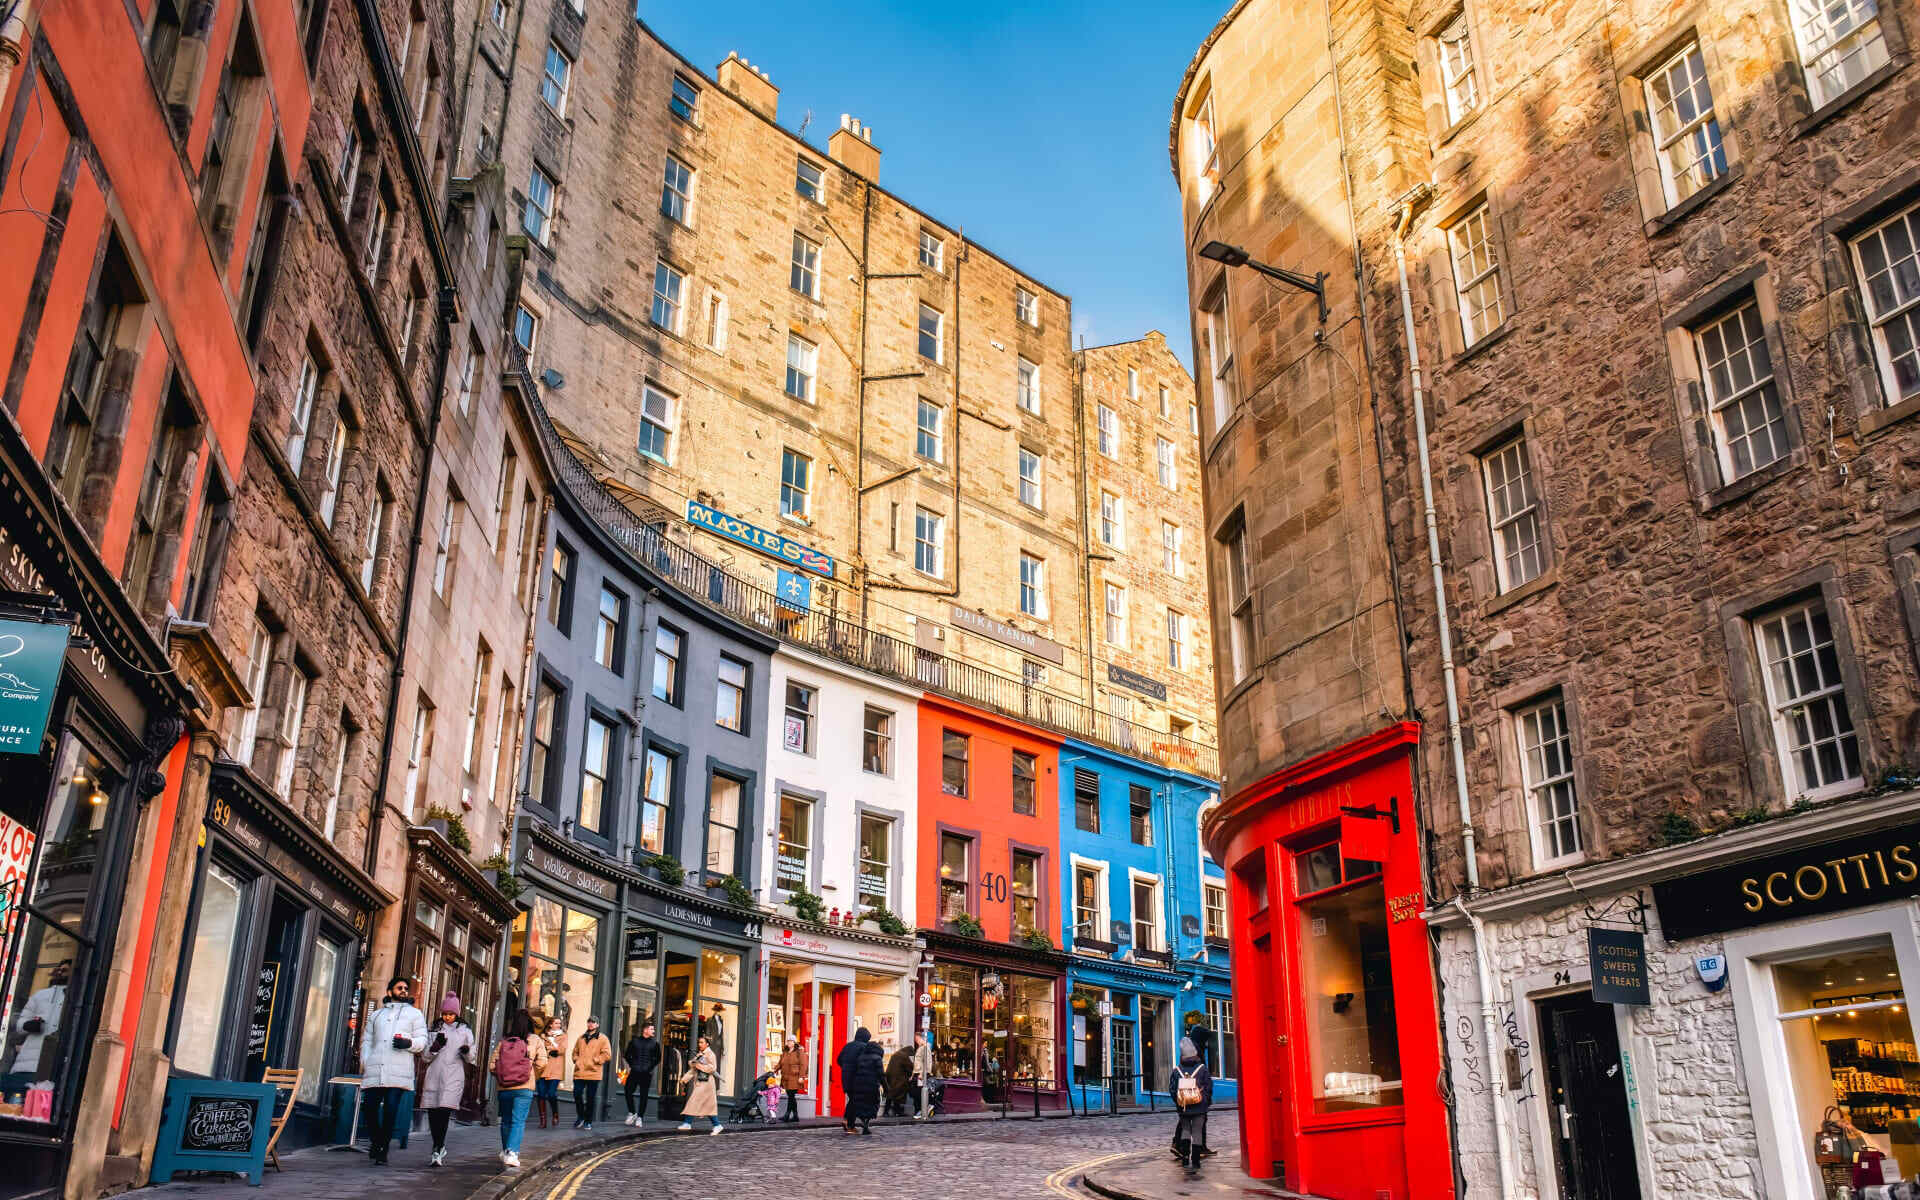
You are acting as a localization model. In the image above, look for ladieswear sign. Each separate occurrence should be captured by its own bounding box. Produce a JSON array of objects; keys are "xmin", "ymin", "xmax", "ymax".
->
[
  {"xmin": 0, "ymin": 619, "xmax": 68, "ymax": 754},
  {"xmin": 1652, "ymin": 822, "xmax": 1920, "ymax": 941}
]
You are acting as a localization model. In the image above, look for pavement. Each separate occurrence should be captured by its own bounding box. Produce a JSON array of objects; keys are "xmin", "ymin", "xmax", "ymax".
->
[{"xmin": 139, "ymin": 1104, "xmax": 1271, "ymax": 1200}]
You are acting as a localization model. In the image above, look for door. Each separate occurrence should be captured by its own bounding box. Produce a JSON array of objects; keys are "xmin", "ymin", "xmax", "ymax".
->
[
  {"xmin": 1139, "ymin": 996, "xmax": 1170, "ymax": 1096},
  {"xmin": 1538, "ymin": 992, "xmax": 1641, "ymax": 1200},
  {"xmin": 1110, "ymin": 1019, "xmax": 1136, "ymax": 1108},
  {"xmin": 657, "ymin": 951, "xmax": 696, "ymax": 1118}
]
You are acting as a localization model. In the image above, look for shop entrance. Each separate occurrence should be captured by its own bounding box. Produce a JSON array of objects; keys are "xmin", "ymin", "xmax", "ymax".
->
[
  {"xmin": 658, "ymin": 951, "xmax": 696, "ymax": 1119},
  {"xmin": 815, "ymin": 983, "xmax": 848, "ymax": 1117},
  {"xmin": 1537, "ymin": 992, "xmax": 1640, "ymax": 1200},
  {"xmin": 1110, "ymin": 1016, "xmax": 1136, "ymax": 1105}
]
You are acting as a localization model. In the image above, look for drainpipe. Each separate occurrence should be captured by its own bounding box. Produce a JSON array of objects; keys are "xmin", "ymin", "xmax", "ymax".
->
[
  {"xmin": 0, "ymin": 0, "xmax": 33, "ymax": 108},
  {"xmin": 1392, "ymin": 191, "xmax": 1517, "ymax": 1200}
]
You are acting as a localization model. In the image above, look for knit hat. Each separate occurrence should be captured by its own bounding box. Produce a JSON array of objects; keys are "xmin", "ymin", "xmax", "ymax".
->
[{"xmin": 441, "ymin": 992, "xmax": 461, "ymax": 1016}]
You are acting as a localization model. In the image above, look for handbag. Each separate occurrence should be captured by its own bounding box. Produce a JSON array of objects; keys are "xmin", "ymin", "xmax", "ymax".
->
[{"xmin": 1819, "ymin": 1107, "xmax": 1869, "ymax": 1164}]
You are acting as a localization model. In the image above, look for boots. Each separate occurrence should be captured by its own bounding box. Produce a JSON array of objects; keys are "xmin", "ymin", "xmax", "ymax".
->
[{"xmin": 536, "ymin": 1096, "xmax": 549, "ymax": 1128}]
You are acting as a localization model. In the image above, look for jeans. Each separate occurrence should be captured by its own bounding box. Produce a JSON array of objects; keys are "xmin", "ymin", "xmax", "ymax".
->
[
  {"xmin": 427, "ymin": 1108, "xmax": 453, "ymax": 1152},
  {"xmin": 362, "ymin": 1087, "xmax": 406, "ymax": 1160},
  {"xmin": 535, "ymin": 1078, "xmax": 560, "ymax": 1101},
  {"xmin": 498, "ymin": 1090, "xmax": 533, "ymax": 1153},
  {"xmin": 624, "ymin": 1070, "xmax": 652, "ymax": 1117},
  {"xmin": 575, "ymin": 1079, "xmax": 599, "ymax": 1123}
]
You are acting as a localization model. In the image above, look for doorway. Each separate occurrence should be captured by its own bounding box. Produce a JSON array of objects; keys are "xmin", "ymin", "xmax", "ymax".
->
[
  {"xmin": 658, "ymin": 951, "xmax": 696, "ymax": 1118},
  {"xmin": 1536, "ymin": 991, "xmax": 1641, "ymax": 1200},
  {"xmin": 816, "ymin": 983, "xmax": 848, "ymax": 1117},
  {"xmin": 1110, "ymin": 1016, "xmax": 1136, "ymax": 1107}
]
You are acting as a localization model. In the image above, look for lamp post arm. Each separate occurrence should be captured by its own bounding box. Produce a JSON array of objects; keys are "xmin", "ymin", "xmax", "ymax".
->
[{"xmin": 1246, "ymin": 261, "xmax": 1329, "ymax": 323}]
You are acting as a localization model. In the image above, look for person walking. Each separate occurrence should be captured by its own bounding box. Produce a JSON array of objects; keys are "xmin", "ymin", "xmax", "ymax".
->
[
  {"xmin": 776, "ymin": 1039, "xmax": 806, "ymax": 1122},
  {"xmin": 1169, "ymin": 1042, "xmax": 1214, "ymax": 1170},
  {"xmin": 535, "ymin": 1016, "xmax": 567, "ymax": 1129},
  {"xmin": 489, "ymin": 1009, "xmax": 545, "ymax": 1169},
  {"xmin": 419, "ymin": 993, "xmax": 474, "ymax": 1167},
  {"xmin": 835, "ymin": 1027, "xmax": 884, "ymax": 1135},
  {"xmin": 622, "ymin": 1020, "xmax": 660, "ymax": 1125},
  {"xmin": 910, "ymin": 1032, "xmax": 935, "ymax": 1119},
  {"xmin": 571, "ymin": 1015, "xmax": 611, "ymax": 1130},
  {"xmin": 883, "ymin": 1041, "xmax": 914, "ymax": 1117},
  {"xmin": 675, "ymin": 1034, "xmax": 723, "ymax": 1134},
  {"xmin": 358, "ymin": 975, "xmax": 427, "ymax": 1166}
]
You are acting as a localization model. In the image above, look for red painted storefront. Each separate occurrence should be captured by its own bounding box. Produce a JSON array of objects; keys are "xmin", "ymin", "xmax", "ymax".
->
[
  {"xmin": 1208, "ymin": 722, "xmax": 1453, "ymax": 1200},
  {"xmin": 914, "ymin": 694, "xmax": 1070, "ymax": 1113}
]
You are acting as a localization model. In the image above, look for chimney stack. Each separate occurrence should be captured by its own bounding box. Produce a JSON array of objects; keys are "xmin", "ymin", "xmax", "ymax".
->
[
  {"xmin": 716, "ymin": 51, "xmax": 778, "ymax": 120},
  {"xmin": 828, "ymin": 113, "xmax": 880, "ymax": 181}
]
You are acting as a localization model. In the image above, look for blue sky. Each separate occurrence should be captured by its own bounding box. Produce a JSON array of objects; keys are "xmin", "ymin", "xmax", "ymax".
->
[{"xmin": 637, "ymin": 1, "xmax": 1229, "ymax": 367}]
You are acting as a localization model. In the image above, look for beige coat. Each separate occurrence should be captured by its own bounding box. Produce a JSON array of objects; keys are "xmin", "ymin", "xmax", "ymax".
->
[
  {"xmin": 539, "ymin": 1033, "xmax": 568, "ymax": 1080},
  {"xmin": 572, "ymin": 1032, "xmax": 612, "ymax": 1079},
  {"xmin": 680, "ymin": 1047, "xmax": 719, "ymax": 1117}
]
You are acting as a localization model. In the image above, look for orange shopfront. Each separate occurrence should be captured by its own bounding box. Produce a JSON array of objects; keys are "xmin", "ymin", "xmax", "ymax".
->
[{"xmin": 1209, "ymin": 723, "xmax": 1452, "ymax": 1200}]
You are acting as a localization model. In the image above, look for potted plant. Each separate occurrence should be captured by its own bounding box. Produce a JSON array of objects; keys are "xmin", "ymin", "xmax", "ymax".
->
[
  {"xmin": 422, "ymin": 805, "xmax": 473, "ymax": 853},
  {"xmin": 790, "ymin": 887, "xmax": 825, "ymax": 924},
  {"xmin": 478, "ymin": 853, "xmax": 524, "ymax": 901},
  {"xmin": 707, "ymin": 873, "xmax": 756, "ymax": 909},
  {"xmin": 862, "ymin": 906, "xmax": 910, "ymax": 937},
  {"xmin": 647, "ymin": 853, "xmax": 686, "ymax": 887},
  {"xmin": 949, "ymin": 912, "xmax": 985, "ymax": 938},
  {"xmin": 1019, "ymin": 927, "xmax": 1054, "ymax": 951}
]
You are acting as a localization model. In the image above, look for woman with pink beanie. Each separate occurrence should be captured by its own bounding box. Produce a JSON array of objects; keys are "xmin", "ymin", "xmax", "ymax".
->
[{"xmin": 419, "ymin": 992, "xmax": 475, "ymax": 1167}]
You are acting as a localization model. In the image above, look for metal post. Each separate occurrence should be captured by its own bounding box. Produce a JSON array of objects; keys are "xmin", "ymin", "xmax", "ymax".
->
[{"xmin": 1032, "ymin": 1075, "xmax": 1040, "ymax": 1120}]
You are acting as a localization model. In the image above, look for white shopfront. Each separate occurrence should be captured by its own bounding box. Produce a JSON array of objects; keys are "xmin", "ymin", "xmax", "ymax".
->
[{"xmin": 755, "ymin": 922, "xmax": 920, "ymax": 1118}]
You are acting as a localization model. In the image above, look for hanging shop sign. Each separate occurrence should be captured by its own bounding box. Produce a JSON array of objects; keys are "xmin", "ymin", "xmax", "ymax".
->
[
  {"xmin": 685, "ymin": 501, "xmax": 835, "ymax": 578},
  {"xmin": 0, "ymin": 618, "xmax": 69, "ymax": 753},
  {"xmin": 1106, "ymin": 663, "xmax": 1166, "ymax": 701},
  {"xmin": 950, "ymin": 605, "xmax": 1064, "ymax": 665},
  {"xmin": 1651, "ymin": 822, "xmax": 1920, "ymax": 941},
  {"xmin": 148, "ymin": 1079, "xmax": 276, "ymax": 1185},
  {"xmin": 775, "ymin": 569, "xmax": 812, "ymax": 613},
  {"xmin": 625, "ymin": 928, "xmax": 659, "ymax": 962},
  {"xmin": 1587, "ymin": 927, "xmax": 1650, "ymax": 1006}
]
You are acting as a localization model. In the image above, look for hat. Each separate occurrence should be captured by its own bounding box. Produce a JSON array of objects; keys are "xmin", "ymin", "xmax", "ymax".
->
[{"xmin": 441, "ymin": 992, "xmax": 461, "ymax": 1015}]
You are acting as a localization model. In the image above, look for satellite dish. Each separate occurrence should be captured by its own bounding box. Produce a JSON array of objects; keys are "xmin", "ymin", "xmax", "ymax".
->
[{"xmin": 541, "ymin": 368, "xmax": 566, "ymax": 389}]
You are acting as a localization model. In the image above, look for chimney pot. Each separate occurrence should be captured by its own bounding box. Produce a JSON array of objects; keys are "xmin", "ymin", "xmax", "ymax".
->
[
  {"xmin": 716, "ymin": 52, "xmax": 779, "ymax": 120},
  {"xmin": 829, "ymin": 114, "xmax": 881, "ymax": 180}
]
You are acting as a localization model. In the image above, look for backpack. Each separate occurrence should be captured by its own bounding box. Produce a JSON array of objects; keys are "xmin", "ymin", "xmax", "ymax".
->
[
  {"xmin": 494, "ymin": 1037, "xmax": 532, "ymax": 1087},
  {"xmin": 1174, "ymin": 1065, "xmax": 1203, "ymax": 1109}
]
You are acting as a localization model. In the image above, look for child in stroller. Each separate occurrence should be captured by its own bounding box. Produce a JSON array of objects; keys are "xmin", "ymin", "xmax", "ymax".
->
[{"xmin": 727, "ymin": 1072, "xmax": 783, "ymax": 1123}]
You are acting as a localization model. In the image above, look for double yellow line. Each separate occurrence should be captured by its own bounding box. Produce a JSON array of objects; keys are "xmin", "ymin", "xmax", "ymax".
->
[
  {"xmin": 1044, "ymin": 1150, "xmax": 1133, "ymax": 1197},
  {"xmin": 541, "ymin": 1141, "xmax": 649, "ymax": 1200}
]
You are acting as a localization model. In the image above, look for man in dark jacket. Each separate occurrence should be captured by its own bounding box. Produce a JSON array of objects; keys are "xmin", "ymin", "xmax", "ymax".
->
[
  {"xmin": 882, "ymin": 1042, "xmax": 916, "ymax": 1116},
  {"xmin": 835, "ymin": 1028, "xmax": 886, "ymax": 1134},
  {"xmin": 622, "ymin": 1021, "xmax": 661, "ymax": 1126},
  {"xmin": 1168, "ymin": 1044, "xmax": 1214, "ymax": 1169}
]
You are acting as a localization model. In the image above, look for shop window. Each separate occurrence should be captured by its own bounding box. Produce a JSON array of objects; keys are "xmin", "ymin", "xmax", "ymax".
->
[
  {"xmin": 172, "ymin": 860, "xmax": 246, "ymax": 1076},
  {"xmin": 858, "ymin": 813, "xmax": 892, "ymax": 913},
  {"xmin": 938, "ymin": 832, "xmax": 971, "ymax": 920},
  {"xmin": 1294, "ymin": 844, "xmax": 1400, "ymax": 1112},
  {"xmin": 931, "ymin": 963, "xmax": 978, "ymax": 1078},
  {"xmin": 293, "ymin": 937, "xmax": 343, "ymax": 1104},
  {"xmin": 1770, "ymin": 939, "xmax": 1914, "ymax": 1191},
  {"xmin": 706, "ymin": 774, "xmax": 741, "ymax": 877},
  {"xmin": 862, "ymin": 706, "xmax": 892, "ymax": 774},
  {"xmin": 639, "ymin": 745, "xmax": 674, "ymax": 856},
  {"xmin": 699, "ymin": 948, "xmax": 742, "ymax": 1089},
  {"xmin": 776, "ymin": 792, "xmax": 812, "ymax": 894},
  {"xmin": 511, "ymin": 898, "xmax": 600, "ymax": 1087},
  {"xmin": 1073, "ymin": 768, "xmax": 1100, "ymax": 833},
  {"xmin": 1011, "ymin": 850, "xmax": 1041, "ymax": 937},
  {"xmin": 1012, "ymin": 751, "xmax": 1037, "ymax": 815},
  {"xmin": 1205, "ymin": 996, "xmax": 1239, "ymax": 1080},
  {"xmin": 941, "ymin": 729, "xmax": 969, "ymax": 797},
  {"xmin": 1129, "ymin": 785, "xmax": 1153, "ymax": 846},
  {"xmin": 782, "ymin": 680, "xmax": 816, "ymax": 754},
  {"xmin": 1006, "ymin": 975, "xmax": 1056, "ymax": 1089}
]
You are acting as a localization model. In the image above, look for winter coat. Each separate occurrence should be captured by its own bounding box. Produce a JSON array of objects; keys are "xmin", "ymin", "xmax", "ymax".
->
[
  {"xmin": 836, "ymin": 1030, "xmax": 885, "ymax": 1119},
  {"xmin": 624, "ymin": 1035, "xmax": 661, "ymax": 1077},
  {"xmin": 538, "ymin": 1033, "xmax": 568, "ymax": 1080},
  {"xmin": 884, "ymin": 1047, "xmax": 914, "ymax": 1103},
  {"xmin": 420, "ymin": 1021, "xmax": 475, "ymax": 1109},
  {"xmin": 679, "ymin": 1046, "xmax": 719, "ymax": 1117},
  {"xmin": 572, "ymin": 1032, "xmax": 612, "ymax": 1079},
  {"xmin": 1169, "ymin": 1054, "xmax": 1214, "ymax": 1114},
  {"xmin": 360, "ymin": 999, "xmax": 429, "ymax": 1089},
  {"xmin": 778, "ymin": 1047, "xmax": 807, "ymax": 1091},
  {"xmin": 911, "ymin": 1040, "xmax": 934, "ymax": 1079},
  {"xmin": 488, "ymin": 1036, "xmax": 546, "ymax": 1092},
  {"xmin": 11, "ymin": 984, "xmax": 65, "ymax": 1074}
]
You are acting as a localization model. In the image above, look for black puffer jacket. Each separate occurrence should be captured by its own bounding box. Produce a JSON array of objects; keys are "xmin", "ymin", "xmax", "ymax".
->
[
  {"xmin": 624, "ymin": 1034, "xmax": 661, "ymax": 1075},
  {"xmin": 837, "ymin": 1028, "xmax": 886, "ymax": 1118}
]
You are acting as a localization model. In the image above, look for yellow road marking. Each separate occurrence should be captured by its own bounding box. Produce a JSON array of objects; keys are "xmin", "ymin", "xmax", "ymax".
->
[
  {"xmin": 544, "ymin": 1143, "xmax": 641, "ymax": 1200},
  {"xmin": 1044, "ymin": 1150, "xmax": 1133, "ymax": 1197}
]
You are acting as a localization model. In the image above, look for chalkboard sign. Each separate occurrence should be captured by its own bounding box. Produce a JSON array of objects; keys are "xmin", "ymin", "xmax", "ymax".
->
[
  {"xmin": 246, "ymin": 964, "xmax": 280, "ymax": 1058},
  {"xmin": 182, "ymin": 1095, "xmax": 258, "ymax": 1153},
  {"xmin": 150, "ymin": 1079, "xmax": 276, "ymax": 1186}
]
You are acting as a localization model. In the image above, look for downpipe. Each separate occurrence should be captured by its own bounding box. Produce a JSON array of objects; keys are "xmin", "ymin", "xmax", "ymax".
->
[{"xmin": 1391, "ymin": 189, "xmax": 1518, "ymax": 1200}]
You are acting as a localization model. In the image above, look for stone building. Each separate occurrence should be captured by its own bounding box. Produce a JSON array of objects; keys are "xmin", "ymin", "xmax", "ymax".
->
[
  {"xmin": 1078, "ymin": 333, "xmax": 1216, "ymax": 747},
  {"xmin": 0, "ymin": 0, "xmax": 308, "ymax": 1189},
  {"xmin": 1177, "ymin": 0, "xmax": 1920, "ymax": 1198},
  {"xmin": 451, "ymin": 8, "xmax": 1214, "ymax": 749}
]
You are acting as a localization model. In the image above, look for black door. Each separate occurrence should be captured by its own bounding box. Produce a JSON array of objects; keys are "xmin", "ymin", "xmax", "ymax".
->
[{"xmin": 1538, "ymin": 992, "xmax": 1641, "ymax": 1200}]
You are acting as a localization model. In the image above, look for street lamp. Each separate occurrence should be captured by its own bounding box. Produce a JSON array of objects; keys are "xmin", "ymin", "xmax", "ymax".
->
[{"xmin": 1197, "ymin": 240, "xmax": 1328, "ymax": 324}]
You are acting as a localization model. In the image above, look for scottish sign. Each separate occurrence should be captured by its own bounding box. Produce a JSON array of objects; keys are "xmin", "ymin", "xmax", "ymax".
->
[{"xmin": 685, "ymin": 501, "xmax": 835, "ymax": 577}]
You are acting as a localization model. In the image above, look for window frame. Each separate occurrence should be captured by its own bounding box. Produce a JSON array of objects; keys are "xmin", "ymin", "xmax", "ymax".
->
[
  {"xmin": 784, "ymin": 333, "xmax": 817, "ymax": 403},
  {"xmin": 1692, "ymin": 297, "xmax": 1792, "ymax": 483},
  {"xmin": 652, "ymin": 622, "xmax": 684, "ymax": 707},
  {"xmin": 660, "ymin": 154, "xmax": 693, "ymax": 224},
  {"xmin": 919, "ymin": 229, "xmax": 945, "ymax": 272},
  {"xmin": 1071, "ymin": 857, "xmax": 1109, "ymax": 942},
  {"xmin": 637, "ymin": 383, "xmax": 676, "ymax": 465},
  {"xmin": 1016, "ymin": 357, "xmax": 1040, "ymax": 414},
  {"xmin": 916, "ymin": 399, "xmax": 944, "ymax": 463},
  {"xmin": 1016, "ymin": 286, "xmax": 1038, "ymax": 326},
  {"xmin": 540, "ymin": 41, "xmax": 572, "ymax": 115},
  {"xmin": 715, "ymin": 654, "xmax": 750, "ymax": 734},
  {"xmin": 779, "ymin": 448, "xmax": 812, "ymax": 520},
  {"xmin": 1128, "ymin": 869, "xmax": 1164, "ymax": 954},
  {"xmin": 1447, "ymin": 201, "xmax": 1507, "ymax": 347},
  {"xmin": 524, "ymin": 165, "xmax": 556, "ymax": 243},
  {"xmin": 795, "ymin": 157, "xmax": 825, "ymax": 203},
  {"xmin": 638, "ymin": 742, "xmax": 676, "ymax": 859},
  {"xmin": 790, "ymin": 233, "xmax": 821, "ymax": 299},
  {"xmin": 917, "ymin": 304, "xmax": 943, "ymax": 364},
  {"xmin": 650, "ymin": 260, "xmax": 685, "ymax": 334},
  {"xmin": 1513, "ymin": 692, "xmax": 1585, "ymax": 871},
  {"xmin": 669, "ymin": 74, "xmax": 699, "ymax": 123},
  {"xmin": 1751, "ymin": 596, "xmax": 1866, "ymax": 803},
  {"xmin": 1011, "ymin": 750, "xmax": 1037, "ymax": 816},
  {"xmin": 941, "ymin": 729, "xmax": 969, "ymax": 798},
  {"xmin": 593, "ymin": 583, "xmax": 627, "ymax": 673},
  {"xmin": 1787, "ymin": 0, "xmax": 1892, "ymax": 109},
  {"xmin": 1481, "ymin": 433, "xmax": 1549, "ymax": 593},
  {"xmin": 1437, "ymin": 11, "xmax": 1481, "ymax": 126},
  {"xmin": 1850, "ymin": 203, "xmax": 1920, "ymax": 408},
  {"xmin": 1018, "ymin": 552, "xmax": 1047, "ymax": 618},
  {"xmin": 1072, "ymin": 767, "xmax": 1100, "ymax": 834},
  {"xmin": 1097, "ymin": 404, "xmax": 1117, "ymax": 458},
  {"xmin": 1643, "ymin": 41, "xmax": 1728, "ymax": 208},
  {"xmin": 782, "ymin": 678, "xmax": 817, "ymax": 755},
  {"xmin": 914, "ymin": 507, "xmax": 945, "ymax": 578},
  {"xmin": 578, "ymin": 709, "xmax": 618, "ymax": 835},
  {"xmin": 1017, "ymin": 446, "xmax": 1043, "ymax": 510},
  {"xmin": 862, "ymin": 706, "xmax": 893, "ymax": 776},
  {"xmin": 1128, "ymin": 784, "xmax": 1154, "ymax": 848}
]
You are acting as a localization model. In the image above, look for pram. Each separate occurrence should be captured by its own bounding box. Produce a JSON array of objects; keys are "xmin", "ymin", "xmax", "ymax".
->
[{"xmin": 727, "ymin": 1072, "xmax": 782, "ymax": 1123}]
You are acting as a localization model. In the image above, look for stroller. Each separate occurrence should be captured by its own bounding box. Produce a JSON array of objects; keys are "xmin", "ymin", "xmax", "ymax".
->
[{"xmin": 727, "ymin": 1072, "xmax": 782, "ymax": 1124}]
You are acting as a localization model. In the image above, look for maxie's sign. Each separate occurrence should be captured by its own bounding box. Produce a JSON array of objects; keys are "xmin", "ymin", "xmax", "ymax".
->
[{"xmin": 685, "ymin": 501, "xmax": 835, "ymax": 578}]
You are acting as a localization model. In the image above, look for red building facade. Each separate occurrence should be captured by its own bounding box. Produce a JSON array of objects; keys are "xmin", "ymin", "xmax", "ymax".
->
[
  {"xmin": 0, "ymin": 0, "xmax": 310, "ymax": 1189},
  {"xmin": 914, "ymin": 694, "xmax": 1069, "ymax": 1112},
  {"xmin": 1208, "ymin": 724, "xmax": 1451, "ymax": 1200}
]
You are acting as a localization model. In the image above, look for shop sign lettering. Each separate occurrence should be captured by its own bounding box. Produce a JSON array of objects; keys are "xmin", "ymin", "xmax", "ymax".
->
[
  {"xmin": 0, "ymin": 619, "xmax": 68, "ymax": 754},
  {"xmin": 0, "ymin": 528, "xmax": 107, "ymax": 682},
  {"xmin": 206, "ymin": 791, "xmax": 368, "ymax": 931},
  {"xmin": 685, "ymin": 501, "xmax": 835, "ymax": 577},
  {"xmin": 1105, "ymin": 663, "xmax": 1166, "ymax": 701},
  {"xmin": 181, "ymin": 1096, "xmax": 257, "ymax": 1153},
  {"xmin": 951, "ymin": 605, "xmax": 1064, "ymax": 664},
  {"xmin": 525, "ymin": 844, "xmax": 617, "ymax": 901},
  {"xmin": 246, "ymin": 964, "xmax": 280, "ymax": 1057},
  {"xmin": 1587, "ymin": 928, "xmax": 1649, "ymax": 1006},
  {"xmin": 1387, "ymin": 892, "xmax": 1424, "ymax": 923},
  {"xmin": 1651, "ymin": 822, "xmax": 1920, "ymax": 940}
]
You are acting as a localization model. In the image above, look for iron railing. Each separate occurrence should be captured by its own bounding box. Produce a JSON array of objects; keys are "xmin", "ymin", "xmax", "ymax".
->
[{"xmin": 516, "ymin": 364, "xmax": 1221, "ymax": 778}]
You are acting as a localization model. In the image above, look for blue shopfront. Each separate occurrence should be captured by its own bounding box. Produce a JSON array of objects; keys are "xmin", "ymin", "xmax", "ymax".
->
[{"xmin": 1057, "ymin": 738, "xmax": 1236, "ymax": 1110}]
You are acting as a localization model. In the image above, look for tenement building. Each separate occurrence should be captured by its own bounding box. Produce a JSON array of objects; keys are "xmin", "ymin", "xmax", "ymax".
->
[
  {"xmin": 0, "ymin": 0, "xmax": 307, "ymax": 1191},
  {"xmin": 453, "ymin": 9, "xmax": 1214, "ymax": 750},
  {"xmin": 1177, "ymin": 0, "xmax": 1920, "ymax": 1199}
]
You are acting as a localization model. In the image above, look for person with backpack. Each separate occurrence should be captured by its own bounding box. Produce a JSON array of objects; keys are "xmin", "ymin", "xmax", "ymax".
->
[
  {"xmin": 622, "ymin": 1020, "xmax": 660, "ymax": 1125},
  {"xmin": 570, "ymin": 1015, "xmax": 611, "ymax": 1130},
  {"xmin": 358, "ymin": 975, "xmax": 428, "ymax": 1166},
  {"xmin": 1168, "ymin": 1042, "xmax": 1214, "ymax": 1170},
  {"xmin": 488, "ymin": 1010, "xmax": 546, "ymax": 1169},
  {"xmin": 420, "ymin": 993, "xmax": 475, "ymax": 1167}
]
